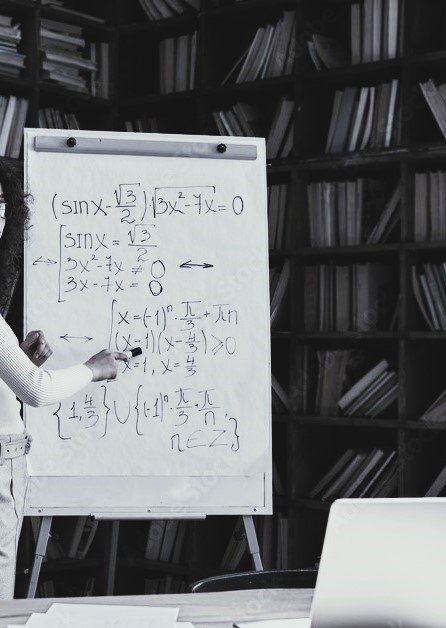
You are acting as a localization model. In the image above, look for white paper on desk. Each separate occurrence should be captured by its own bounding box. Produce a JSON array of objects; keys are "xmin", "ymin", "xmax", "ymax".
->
[
  {"xmin": 7, "ymin": 612, "xmax": 190, "ymax": 628},
  {"xmin": 234, "ymin": 619, "xmax": 311, "ymax": 628},
  {"xmin": 41, "ymin": 603, "xmax": 179, "ymax": 627}
]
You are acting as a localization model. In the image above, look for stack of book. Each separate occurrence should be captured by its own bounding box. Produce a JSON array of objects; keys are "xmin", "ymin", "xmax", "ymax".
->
[
  {"xmin": 309, "ymin": 448, "xmax": 398, "ymax": 501},
  {"xmin": 144, "ymin": 519, "xmax": 187, "ymax": 564},
  {"xmin": 138, "ymin": 0, "xmax": 199, "ymax": 20},
  {"xmin": 414, "ymin": 171, "xmax": 446, "ymax": 241},
  {"xmin": 38, "ymin": 108, "xmax": 79, "ymax": 129},
  {"xmin": 420, "ymin": 388, "xmax": 446, "ymax": 424},
  {"xmin": 412, "ymin": 263, "xmax": 446, "ymax": 331},
  {"xmin": 266, "ymin": 97, "xmax": 294, "ymax": 159},
  {"xmin": 41, "ymin": 0, "xmax": 106, "ymax": 24},
  {"xmin": 326, "ymin": 80, "xmax": 399, "ymax": 153},
  {"xmin": 338, "ymin": 358, "xmax": 398, "ymax": 418},
  {"xmin": 124, "ymin": 115, "xmax": 161, "ymax": 132},
  {"xmin": 212, "ymin": 101, "xmax": 263, "ymax": 137},
  {"xmin": 270, "ymin": 259, "xmax": 291, "ymax": 329},
  {"xmin": 0, "ymin": 95, "xmax": 28, "ymax": 158},
  {"xmin": 351, "ymin": 0, "xmax": 403, "ymax": 64},
  {"xmin": 222, "ymin": 10, "xmax": 295, "ymax": 84},
  {"xmin": 310, "ymin": 351, "xmax": 398, "ymax": 418},
  {"xmin": 0, "ymin": 15, "xmax": 25, "ymax": 78},
  {"xmin": 304, "ymin": 263, "xmax": 395, "ymax": 332},
  {"xmin": 307, "ymin": 180, "xmax": 401, "ymax": 246},
  {"xmin": 268, "ymin": 183, "xmax": 289, "ymax": 249},
  {"xmin": 40, "ymin": 19, "xmax": 109, "ymax": 97},
  {"xmin": 307, "ymin": 34, "xmax": 347, "ymax": 70},
  {"xmin": 419, "ymin": 79, "xmax": 446, "ymax": 141},
  {"xmin": 159, "ymin": 31, "xmax": 197, "ymax": 94}
]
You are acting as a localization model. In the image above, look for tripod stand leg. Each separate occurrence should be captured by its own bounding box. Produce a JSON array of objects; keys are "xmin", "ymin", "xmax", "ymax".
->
[
  {"xmin": 27, "ymin": 515, "xmax": 52, "ymax": 598},
  {"xmin": 243, "ymin": 515, "xmax": 263, "ymax": 571}
]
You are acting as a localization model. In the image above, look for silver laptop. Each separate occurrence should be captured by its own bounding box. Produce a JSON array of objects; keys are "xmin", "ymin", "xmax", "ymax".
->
[{"xmin": 310, "ymin": 498, "xmax": 446, "ymax": 628}]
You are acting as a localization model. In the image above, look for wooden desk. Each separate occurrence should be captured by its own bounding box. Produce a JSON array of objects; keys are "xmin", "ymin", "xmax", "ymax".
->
[{"xmin": 0, "ymin": 589, "xmax": 313, "ymax": 627}]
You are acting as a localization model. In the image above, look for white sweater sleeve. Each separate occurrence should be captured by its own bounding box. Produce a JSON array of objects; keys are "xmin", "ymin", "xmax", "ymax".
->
[{"xmin": 0, "ymin": 315, "xmax": 93, "ymax": 407}]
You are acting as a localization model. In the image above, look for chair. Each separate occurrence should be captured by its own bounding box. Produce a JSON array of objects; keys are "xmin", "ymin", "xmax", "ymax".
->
[{"xmin": 189, "ymin": 568, "xmax": 317, "ymax": 593}]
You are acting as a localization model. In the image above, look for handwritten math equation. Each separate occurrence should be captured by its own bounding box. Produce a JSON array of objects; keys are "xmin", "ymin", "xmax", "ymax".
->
[
  {"xmin": 53, "ymin": 385, "xmax": 240, "ymax": 452},
  {"xmin": 42, "ymin": 183, "xmax": 245, "ymax": 302},
  {"xmin": 109, "ymin": 299, "xmax": 238, "ymax": 379}
]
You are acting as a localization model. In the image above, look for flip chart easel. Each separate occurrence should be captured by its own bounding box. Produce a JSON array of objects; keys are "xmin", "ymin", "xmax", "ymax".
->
[{"xmin": 23, "ymin": 129, "xmax": 271, "ymax": 597}]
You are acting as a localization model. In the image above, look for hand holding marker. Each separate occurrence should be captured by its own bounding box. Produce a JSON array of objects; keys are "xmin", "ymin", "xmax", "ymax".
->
[{"xmin": 84, "ymin": 347, "xmax": 142, "ymax": 381}]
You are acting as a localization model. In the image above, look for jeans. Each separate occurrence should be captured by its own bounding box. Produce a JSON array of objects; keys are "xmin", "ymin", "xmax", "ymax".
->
[{"xmin": 0, "ymin": 432, "xmax": 29, "ymax": 599}]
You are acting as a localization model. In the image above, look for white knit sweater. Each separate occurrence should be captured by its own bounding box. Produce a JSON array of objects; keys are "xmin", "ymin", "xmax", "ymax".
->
[{"xmin": 0, "ymin": 314, "xmax": 93, "ymax": 434}]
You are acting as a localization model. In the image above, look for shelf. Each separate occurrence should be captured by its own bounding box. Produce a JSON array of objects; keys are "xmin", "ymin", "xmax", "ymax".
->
[
  {"xmin": 207, "ymin": 75, "xmax": 294, "ymax": 97},
  {"xmin": 0, "ymin": 75, "xmax": 33, "ymax": 95},
  {"xmin": 40, "ymin": 8, "xmax": 114, "ymax": 34},
  {"xmin": 269, "ymin": 248, "xmax": 298, "ymax": 257},
  {"xmin": 267, "ymin": 158, "xmax": 297, "ymax": 174},
  {"xmin": 121, "ymin": 14, "xmax": 198, "ymax": 34},
  {"xmin": 17, "ymin": 558, "xmax": 103, "ymax": 577},
  {"xmin": 39, "ymin": 82, "xmax": 112, "ymax": 108},
  {"xmin": 296, "ymin": 416, "xmax": 400, "ymax": 429},
  {"xmin": 205, "ymin": 0, "xmax": 295, "ymax": 17},
  {"xmin": 293, "ymin": 499, "xmax": 331, "ymax": 511},
  {"xmin": 407, "ymin": 332, "xmax": 446, "ymax": 340},
  {"xmin": 297, "ymin": 146, "xmax": 410, "ymax": 170},
  {"xmin": 412, "ymin": 50, "xmax": 446, "ymax": 67},
  {"xmin": 405, "ymin": 241, "xmax": 446, "ymax": 253},
  {"xmin": 0, "ymin": 0, "xmax": 35, "ymax": 12},
  {"xmin": 298, "ymin": 243, "xmax": 400, "ymax": 258},
  {"xmin": 120, "ymin": 90, "xmax": 196, "ymax": 108},
  {"xmin": 273, "ymin": 413, "xmax": 292, "ymax": 423},
  {"xmin": 271, "ymin": 330, "xmax": 292, "ymax": 340},
  {"xmin": 405, "ymin": 421, "xmax": 446, "ymax": 431},
  {"xmin": 296, "ymin": 332, "xmax": 397, "ymax": 341},
  {"xmin": 301, "ymin": 58, "xmax": 403, "ymax": 83},
  {"xmin": 119, "ymin": 557, "xmax": 219, "ymax": 578}
]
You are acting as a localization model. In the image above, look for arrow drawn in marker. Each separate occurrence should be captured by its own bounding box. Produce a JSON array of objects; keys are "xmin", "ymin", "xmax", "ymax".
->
[
  {"xmin": 180, "ymin": 261, "xmax": 213, "ymax": 269},
  {"xmin": 32, "ymin": 257, "xmax": 57, "ymax": 266},
  {"xmin": 60, "ymin": 335, "xmax": 93, "ymax": 343}
]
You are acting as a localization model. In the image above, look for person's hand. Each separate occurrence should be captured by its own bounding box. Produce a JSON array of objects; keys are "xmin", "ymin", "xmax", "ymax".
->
[
  {"xmin": 84, "ymin": 349, "xmax": 128, "ymax": 382},
  {"xmin": 20, "ymin": 330, "xmax": 53, "ymax": 366}
]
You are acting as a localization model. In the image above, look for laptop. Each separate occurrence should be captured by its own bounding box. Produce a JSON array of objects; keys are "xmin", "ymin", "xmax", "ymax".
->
[
  {"xmin": 236, "ymin": 499, "xmax": 446, "ymax": 628},
  {"xmin": 310, "ymin": 497, "xmax": 446, "ymax": 627}
]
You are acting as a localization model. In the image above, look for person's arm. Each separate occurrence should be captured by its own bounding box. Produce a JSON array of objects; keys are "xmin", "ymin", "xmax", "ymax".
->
[{"xmin": 0, "ymin": 315, "xmax": 93, "ymax": 407}]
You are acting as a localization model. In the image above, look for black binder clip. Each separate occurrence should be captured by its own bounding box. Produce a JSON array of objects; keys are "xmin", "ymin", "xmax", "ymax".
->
[{"xmin": 66, "ymin": 137, "xmax": 77, "ymax": 148}]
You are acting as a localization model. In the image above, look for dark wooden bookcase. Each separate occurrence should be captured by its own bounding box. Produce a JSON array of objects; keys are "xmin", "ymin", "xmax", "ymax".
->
[{"xmin": 3, "ymin": 0, "xmax": 446, "ymax": 596}]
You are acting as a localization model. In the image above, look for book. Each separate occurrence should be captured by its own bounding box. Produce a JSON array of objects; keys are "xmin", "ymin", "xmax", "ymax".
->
[
  {"xmin": 420, "ymin": 388, "xmax": 446, "ymax": 424},
  {"xmin": 326, "ymin": 82, "xmax": 399, "ymax": 153},
  {"xmin": 270, "ymin": 260, "xmax": 291, "ymax": 328},
  {"xmin": 425, "ymin": 465, "xmax": 446, "ymax": 497},
  {"xmin": 338, "ymin": 359, "xmax": 390, "ymax": 411},
  {"xmin": 352, "ymin": 0, "xmax": 401, "ymax": 63},
  {"xmin": 160, "ymin": 32, "xmax": 197, "ymax": 94},
  {"xmin": 309, "ymin": 34, "xmax": 347, "ymax": 69}
]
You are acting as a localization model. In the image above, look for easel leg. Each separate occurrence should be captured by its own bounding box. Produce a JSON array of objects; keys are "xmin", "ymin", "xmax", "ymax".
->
[
  {"xmin": 105, "ymin": 520, "xmax": 120, "ymax": 595},
  {"xmin": 243, "ymin": 515, "xmax": 263, "ymax": 571},
  {"xmin": 27, "ymin": 516, "xmax": 52, "ymax": 599}
]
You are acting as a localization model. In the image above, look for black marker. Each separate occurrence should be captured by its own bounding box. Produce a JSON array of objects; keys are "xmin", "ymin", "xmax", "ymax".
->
[{"xmin": 125, "ymin": 347, "xmax": 142, "ymax": 359}]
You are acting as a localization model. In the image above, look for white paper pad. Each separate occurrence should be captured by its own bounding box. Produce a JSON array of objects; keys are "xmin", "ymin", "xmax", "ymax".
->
[
  {"xmin": 8, "ymin": 603, "xmax": 180, "ymax": 627},
  {"xmin": 234, "ymin": 619, "xmax": 311, "ymax": 628}
]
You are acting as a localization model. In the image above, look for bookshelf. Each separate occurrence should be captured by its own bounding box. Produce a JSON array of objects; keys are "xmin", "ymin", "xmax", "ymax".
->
[{"xmin": 3, "ymin": 0, "xmax": 446, "ymax": 597}]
